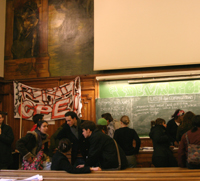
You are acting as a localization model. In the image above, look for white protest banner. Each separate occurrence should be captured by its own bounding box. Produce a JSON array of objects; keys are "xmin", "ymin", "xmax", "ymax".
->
[{"xmin": 14, "ymin": 77, "xmax": 82, "ymax": 121}]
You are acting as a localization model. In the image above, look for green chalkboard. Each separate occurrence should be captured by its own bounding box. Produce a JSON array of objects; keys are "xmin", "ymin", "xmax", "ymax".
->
[{"xmin": 96, "ymin": 94, "xmax": 200, "ymax": 136}]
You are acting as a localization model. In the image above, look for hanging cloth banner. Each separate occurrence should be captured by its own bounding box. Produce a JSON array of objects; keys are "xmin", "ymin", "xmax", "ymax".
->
[{"xmin": 13, "ymin": 77, "xmax": 82, "ymax": 121}]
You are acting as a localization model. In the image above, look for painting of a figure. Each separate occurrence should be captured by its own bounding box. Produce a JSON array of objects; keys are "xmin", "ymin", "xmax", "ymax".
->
[
  {"xmin": 48, "ymin": 0, "xmax": 94, "ymax": 76},
  {"xmin": 12, "ymin": 0, "xmax": 39, "ymax": 59},
  {"xmin": 5, "ymin": 0, "xmax": 95, "ymax": 79}
]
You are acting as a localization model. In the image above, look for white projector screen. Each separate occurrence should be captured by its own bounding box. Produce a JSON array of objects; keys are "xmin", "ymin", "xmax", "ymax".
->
[{"xmin": 94, "ymin": 0, "xmax": 200, "ymax": 71}]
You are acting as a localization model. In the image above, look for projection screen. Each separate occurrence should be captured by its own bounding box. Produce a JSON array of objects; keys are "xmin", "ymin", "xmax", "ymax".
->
[{"xmin": 94, "ymin": 0, "xmax": 200, "ymax": 71}]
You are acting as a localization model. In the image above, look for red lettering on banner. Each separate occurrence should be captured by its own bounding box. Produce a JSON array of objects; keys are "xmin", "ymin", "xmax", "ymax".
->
[
  {"xmin": 52, "ymin": 98, "xmax": 71, "ymax": 119},
  {"xmin": 35, "ymin": 105, "xmax": 52, "ymax": 115},
  {"xmin": 18, "ymin": 101, "xmax": 34, "ymax": 119}
]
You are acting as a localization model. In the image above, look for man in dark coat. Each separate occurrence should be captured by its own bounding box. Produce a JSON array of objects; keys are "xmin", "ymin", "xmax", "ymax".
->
[
  {"xmin": 80, "ymin": 120, "xmax": 128, "ymax": 170},
  {"xmin": 167, "ymin": 109, "xmax": 184, "ymax": 146},
  {"xmin": 56, "ymin": 111, "xmax": 89, "ymax": 166},
  {"xmin": 0, "ymin": 112, "xmax": 14, "ymax": 169}
]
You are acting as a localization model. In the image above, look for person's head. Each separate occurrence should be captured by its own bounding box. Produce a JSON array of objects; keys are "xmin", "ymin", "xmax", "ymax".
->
[
  {"xmin": 33, "ymin": 114, "xmax": 44, "ymax": 124},
  {"xmin": 191, "ymin": 115, "xmax": 200, "ymax": 132},
  {"xmin": 120, "ymin": 115, "xmax": 130, "ymax": 126},
  {"xmin": 81, "ymin": 120, "xmax": 96, "ymax": 138},
  {"xmin": 37, "ymin": 120, "xmax": 48, "ymax": 134},
  {"xmin": 65, "ymin": 111, "xmax": 78, "ymax": 127},
  {"xmin": 97, "ymin": 118, "xmax": 107, "ymax": 126},
  {"xmin": 97, "ymin": 118, "xmax": 108, "ymax": 134},
  {"xmin": 0, "ymin": 113, "xmax": 4, "ymax": 125},
  {"xmin": 151, "ymin": 118, "xmax": 166, "ymax": 128},
  {"xmin": 180, "ymin": 111, "xmax": 195, "ymax": 128},
  {"xmin": 171, "ymin": 109, "xmax": 184, "ymax": 123},
  {"xmin": 101, "ymin": 113, "xmax": 113, "ymax": 125},
  {"xmin": 58, "ymin": 138, "xmax": 71, "ymax": 153}
]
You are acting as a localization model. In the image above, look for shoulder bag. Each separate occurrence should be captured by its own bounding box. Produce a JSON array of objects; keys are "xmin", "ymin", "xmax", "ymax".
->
[{"xmin": 185, "ymin": 132, "xmax": 200, "ymax": 165}]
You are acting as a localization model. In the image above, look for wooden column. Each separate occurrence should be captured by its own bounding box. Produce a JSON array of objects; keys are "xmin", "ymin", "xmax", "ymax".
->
[
  {"xmin": 36, "ymin": 0, "xmax": 50, "ymax": 77},
  {"xmin": 38, "ymin": 0, "xmax": 49, "ymax": 57},
  {"xmin": 4, "ymin": 0, "xmax": 14, "ymax": 60}
]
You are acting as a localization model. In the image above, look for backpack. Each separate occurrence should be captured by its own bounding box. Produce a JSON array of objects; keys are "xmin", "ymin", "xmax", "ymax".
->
[{"xmin": 185, "ymin": 132, "xmax": 200, "ymax": 165}]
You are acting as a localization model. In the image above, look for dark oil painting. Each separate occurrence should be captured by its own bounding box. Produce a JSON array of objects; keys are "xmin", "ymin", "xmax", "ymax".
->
[
  {"xmin": 10, "ymin": 0, "xmax": 94, "ymax": 78},
  {"xmin": 48, "ymin": 0, "xmax": 94, "ymax": 77},
  {"xmin": 12, "ymin": 0, "xmax": 39, "ymax": 59}
]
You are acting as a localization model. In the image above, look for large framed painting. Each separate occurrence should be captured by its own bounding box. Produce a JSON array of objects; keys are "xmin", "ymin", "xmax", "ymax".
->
[{"xmin": 4, "ymin": 0, "xmax": 94, "ymax": 80}]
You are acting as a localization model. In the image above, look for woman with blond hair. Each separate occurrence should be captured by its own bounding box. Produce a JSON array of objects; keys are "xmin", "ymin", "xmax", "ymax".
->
[{"xmin": 114, "ymin": 115, "xmax": 141, "ymax": 167}]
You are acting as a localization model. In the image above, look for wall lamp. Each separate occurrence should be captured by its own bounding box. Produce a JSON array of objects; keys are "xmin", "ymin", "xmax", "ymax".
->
[
  {"xmin": 96, "ymin": 70, "xmax": 200, "ymax": 83},
  {"xmin": 128, "ymin": 75, "xmax": 200, "ymax": 84}
]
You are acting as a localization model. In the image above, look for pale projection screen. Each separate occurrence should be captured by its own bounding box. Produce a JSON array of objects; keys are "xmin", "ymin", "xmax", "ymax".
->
[{"xmin": 94, "ymin": 0, "xmax": 200, "ymax": 71}]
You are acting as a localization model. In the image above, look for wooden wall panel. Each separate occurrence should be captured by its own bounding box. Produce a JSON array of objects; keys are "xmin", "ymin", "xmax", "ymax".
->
[
  {"xmin": 81, "ymin": 91, "xmax": 95, "ymax": 122},
  {"xmin": 140, "ymin": 138, "xmax": 153, "ymax": 147},
  {"xmin": 0, "ymin": 82, "xmax": 3, "ymax": 107}
]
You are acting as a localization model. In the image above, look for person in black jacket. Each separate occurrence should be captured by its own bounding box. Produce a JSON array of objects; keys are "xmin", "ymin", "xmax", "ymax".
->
[
  {"xmin": 149, "ymin": 118, "xmax": 177, "ymax": 167},
  {"xmin": 51, "ymin": 138, "xmax": 101, "ymax": 173},
  {"xmin": 56, "ymin": 111, "xmax": 89, "ymax": 166},
  {"xmin": 167, "ymin": 109, "xmax": 184, "ymax": 146},
  {"xmin": 16, "ymin": 120, "xmax": 49, "ymax": 170},
  {"xmin": 79, "ymin": 120, "xmax": 128, "ymax": 170},
  {"xmin": 0, "ymin": 112, "xmax": 14, "ymax": 169},
  {"xmin": 48, "ymin": 123, "xmax": 65, "ymax": 157},
  {"xmin": 114, "ymin": 115, "xmax": 141, "ymax": 168}
]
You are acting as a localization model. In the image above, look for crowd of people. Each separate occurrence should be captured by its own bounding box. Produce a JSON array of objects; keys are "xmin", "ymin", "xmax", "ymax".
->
[{"xmin": 0, "ymin": 109, "xmax": 200, "ymax": 172}]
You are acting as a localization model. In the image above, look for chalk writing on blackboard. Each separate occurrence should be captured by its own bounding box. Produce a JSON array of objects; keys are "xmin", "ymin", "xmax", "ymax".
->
[{"xmin": 96, "ymin": 94, "xmax": 200, "ymax": 135}]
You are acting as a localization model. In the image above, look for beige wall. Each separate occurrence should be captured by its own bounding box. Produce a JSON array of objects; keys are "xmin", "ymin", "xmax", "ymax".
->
[{"xmin": 0, "ymin": 0, "xmax": 6, "ymax": 78}]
